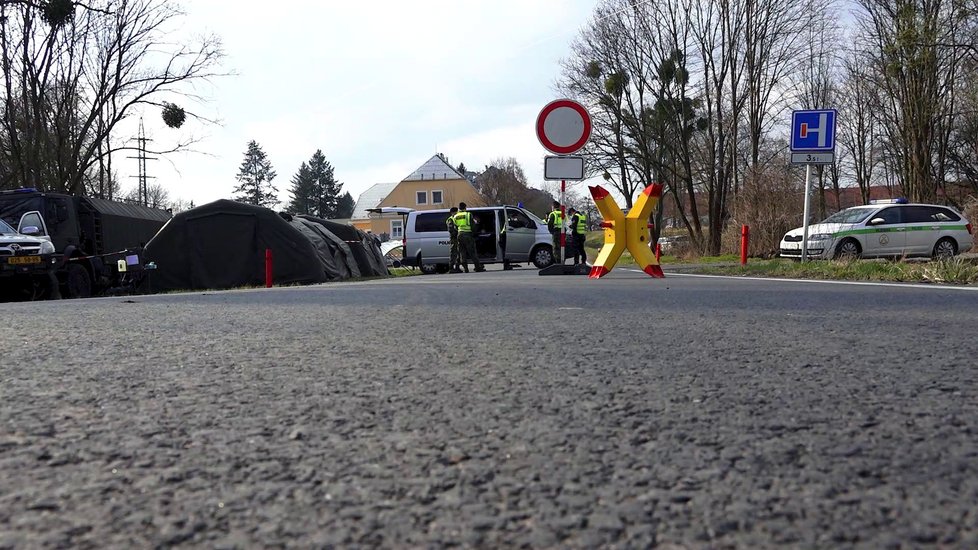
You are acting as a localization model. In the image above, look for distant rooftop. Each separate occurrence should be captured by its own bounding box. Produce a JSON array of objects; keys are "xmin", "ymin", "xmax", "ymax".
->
[
  {"xmin": 402, "ymin": 154, "xmax": 465, "ymax": 181},
  {"xmin": 351, "ymin": 182, "xmax": 397, "ymax": 220}
]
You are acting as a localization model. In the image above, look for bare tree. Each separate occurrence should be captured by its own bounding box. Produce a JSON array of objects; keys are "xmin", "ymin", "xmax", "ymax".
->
[
  {"xmin": 0, "ymin": 0, "xmax": 223, "ymax": 194},
  {"xmin": 856, "ymin": 0, "xmax": 968, "ymax": 203}
]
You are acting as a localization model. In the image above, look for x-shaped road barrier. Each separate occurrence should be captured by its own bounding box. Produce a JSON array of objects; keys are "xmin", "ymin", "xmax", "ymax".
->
[{"xmin": 588, "ymin": 183, "xmax": 665, "ymax": 279}]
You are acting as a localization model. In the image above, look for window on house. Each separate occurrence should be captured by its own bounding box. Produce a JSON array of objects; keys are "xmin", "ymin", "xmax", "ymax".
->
[
  {"xmin": 390, "ymin": 219, "xmax": 403, "ymax": 239},
  {"xmin": 416, "ymin": 191, "xmax": 427, "ymax": 205},
  {"xmin": 432, "ymin": 190, "xmax": 443, "ymax": 204}
]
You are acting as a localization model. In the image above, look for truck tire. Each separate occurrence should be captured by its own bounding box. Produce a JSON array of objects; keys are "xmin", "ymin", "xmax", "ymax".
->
[{"xmin": 64, "ymin": 263, "xmax": 92, "ymax": 299}]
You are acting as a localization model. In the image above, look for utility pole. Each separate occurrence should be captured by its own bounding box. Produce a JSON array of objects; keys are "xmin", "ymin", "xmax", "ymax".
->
[{"xmin": 128, "ymin": 118, "xmax": 157, "ymax": 206}]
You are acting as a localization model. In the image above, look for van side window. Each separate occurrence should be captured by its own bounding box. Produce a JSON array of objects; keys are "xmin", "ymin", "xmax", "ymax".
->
[
  {"xmin": 414, "ymin": 212, "xmax": 450, "ymax": 233},
  {"xmin": 506, "ymin": 209, "xmax": 534, "ymax": 229}
]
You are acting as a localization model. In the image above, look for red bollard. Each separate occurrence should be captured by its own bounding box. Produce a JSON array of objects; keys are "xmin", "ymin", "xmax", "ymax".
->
[
  {"xmin": 655, "ymin": 243, "xmax": 661, "ymax": 262},
  {"xmin": 740, "ymin": 225, "xmax": 749, "ymax": 265},
  {"xmin": 265, "ymin": 248, "xmax": 273, "ymax": 288}
]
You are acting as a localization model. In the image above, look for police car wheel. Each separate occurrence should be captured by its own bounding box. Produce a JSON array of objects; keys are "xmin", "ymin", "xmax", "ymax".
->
[
  {"xmin": 835, "ymin": 239, "xmax": 861, "ymax": 260},
  {"xmin": 932, "ymin": 238, "xmax": 957, "ymax": 261}
]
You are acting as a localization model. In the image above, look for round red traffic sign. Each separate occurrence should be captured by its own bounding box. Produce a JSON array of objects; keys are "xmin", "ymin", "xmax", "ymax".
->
[{"xmin": 536, "ymin": 99, "xmax": 592, "ymax": 155}]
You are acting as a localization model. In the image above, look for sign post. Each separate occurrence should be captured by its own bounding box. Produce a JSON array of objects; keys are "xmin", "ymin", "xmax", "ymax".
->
[
  {"xmin": 536, "ymin": 99, "xmax": 591, "ymax": 275},
  {"xmin": 790, "ymin": 109, "xmax": 837, "ymax": 262}
]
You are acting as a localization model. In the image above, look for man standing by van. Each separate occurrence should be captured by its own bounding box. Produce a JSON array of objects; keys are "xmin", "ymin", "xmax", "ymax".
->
[
  {"xmin": 546, "ymin": 200, "xmax": 564, "ymax": 264},
  {"xmin": 568, "ymin": 207, "xmax": 588, "ymax": 265},
  {"xmin": 453, "ymin": 202, "xmax": 485, "ymax": 273},
  {"xmin": 447, "ymin": 206, "xmax": 461, "ymax": 273}
]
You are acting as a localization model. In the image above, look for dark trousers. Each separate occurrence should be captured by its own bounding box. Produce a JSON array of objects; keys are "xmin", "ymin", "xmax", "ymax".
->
[
  {"xmin": 571, "ymin": 233, "xmax": 587, "ymax": 264},
  {"xmin": 458, "ymin": 232, "xmax": 483, "ymax": 270},
  {"xmin": 449, "ymin": 234, "xmax": 459, "ymax": 268}
]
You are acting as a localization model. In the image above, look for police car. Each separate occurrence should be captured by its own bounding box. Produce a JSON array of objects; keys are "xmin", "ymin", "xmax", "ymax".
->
[{"xmin": 779, "ymin": 199, "xmax": 973, "ymax": 260}]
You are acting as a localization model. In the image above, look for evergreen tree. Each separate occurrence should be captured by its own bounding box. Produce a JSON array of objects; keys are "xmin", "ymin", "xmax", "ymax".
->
[
  {"xmin": 307, "ymin": 149, "xmax": 343, "ymax": 218},
  {"xmin": 336, "ymin": 191, "xmax": 355, "ymax": 219},
  {"xmin": 287, "ymin": 161, "xmax": 315, "ymax": 215},
  {"xmin": 232, "ymin": 140, "xmax": 278, "ymax": 207}
]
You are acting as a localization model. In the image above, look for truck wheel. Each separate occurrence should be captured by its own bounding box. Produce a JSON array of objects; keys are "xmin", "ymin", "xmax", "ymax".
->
[{"xmin": 64, "ymin": 263, "xmax": 92, "ymax": 299}]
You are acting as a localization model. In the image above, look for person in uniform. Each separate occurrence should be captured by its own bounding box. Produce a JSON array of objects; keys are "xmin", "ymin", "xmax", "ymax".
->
[
  {"xmin": 567, "ymin": 207, "xmax": 588, "ymax": 266},
  {"xmin": 453, "ymin": 202, "xmax": 485, "ymax": 273},
  {"xmin": 447, "ymin": 206, "xmax": 461, "ymax": 273},
  {"xmin": 546, "ymin": 200, "xmax": 564, "ymax": 264}
]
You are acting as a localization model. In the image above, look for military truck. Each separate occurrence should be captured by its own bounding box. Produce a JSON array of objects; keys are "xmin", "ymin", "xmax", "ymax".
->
[{"xmin": 0, "ymin": 188, "xmax": 171, "ymax": 299}]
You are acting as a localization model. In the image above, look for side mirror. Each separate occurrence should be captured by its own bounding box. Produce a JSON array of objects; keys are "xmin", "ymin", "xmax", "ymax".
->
[
  {"xmin": 20, "ymin": 225, "xmax": 40, "ymax": 236},
  {"xmin": 868, "ymin": 217, "xmax": 885, "ymax": 226}
]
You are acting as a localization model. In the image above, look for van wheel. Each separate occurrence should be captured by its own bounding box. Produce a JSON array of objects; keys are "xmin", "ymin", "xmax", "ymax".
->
[
  {"xmin": 531, "ymin": 245, "xmax": 555, "ymax": 269},
  {"xmin": 834, "ymin": 238, "xmax": 861, "ymax": 260},
  {"xmin": 435, "ymin": 264, "xmax": 450, "ymax": 274},
  {"xmin": 420, "ymin": 264, "xmax": 438, "ymax": 275},
  {"xmin": 932, "ymin": 238, "xmax": 957, "ymax": 261},
  {"xmin": 64, "ymin": 263, "xmax": 92, "ymax": 299}
]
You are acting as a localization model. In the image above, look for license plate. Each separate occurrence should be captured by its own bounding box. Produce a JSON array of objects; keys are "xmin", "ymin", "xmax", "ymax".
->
[
  {"xmin": 783, "ymin": 242, "xmax": 800, "ymax": 250},
  {"xmin": 7, "ymin": 256, "xmax": 41, "ymax": 265}
]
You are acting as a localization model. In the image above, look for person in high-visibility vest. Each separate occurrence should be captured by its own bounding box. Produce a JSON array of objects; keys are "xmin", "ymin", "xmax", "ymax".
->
[
  {"xmin": 546, "ymin": 200, "xmax": 563, "ymax": 264},
  {"xmin": 452, "ymin": 202, "xmax": 485, "ymax": 273},
  {"xmin": 446, "ymin": 206, "xmax": 461, "ymax": 273},
  {"xmin": 568, "ymin": 207, "xmax": 588, "ymax": 266}
]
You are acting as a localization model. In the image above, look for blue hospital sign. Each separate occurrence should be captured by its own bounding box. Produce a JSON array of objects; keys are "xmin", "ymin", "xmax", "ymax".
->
[{"xmin": 791, "ymin": 109, "xmax": 837, "ymax": 152}]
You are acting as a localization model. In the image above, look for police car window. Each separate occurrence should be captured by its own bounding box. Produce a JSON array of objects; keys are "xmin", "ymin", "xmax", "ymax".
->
[
  {"xmin": 415, "ymin": 212, "xmax": 451, "ymax": 233},
  {"xmin": 930, "ymin": 207, "xmax": 959, "ymax": 222},
  {"xmin": 876, "ymin": 207, "xmax": 902, "ymax": 225},
  {"xmin": 902, "ymin": 206, "xmax": 932, "ymax": 224},
  {"xmin": 823, "ymin": 208, "xmax": 873, "ymax": 224}
]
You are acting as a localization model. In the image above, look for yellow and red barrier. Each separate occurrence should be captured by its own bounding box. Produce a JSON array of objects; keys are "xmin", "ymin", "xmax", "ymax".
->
[{"xmin": 588, "ymin": 183, "xmax": 664, "ymax": 279}]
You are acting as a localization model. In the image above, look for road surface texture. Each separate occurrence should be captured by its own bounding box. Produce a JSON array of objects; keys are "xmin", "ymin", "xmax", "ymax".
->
[{"xmin": 1, "ymin": 268, "xmax": 976, "ymax": 548}]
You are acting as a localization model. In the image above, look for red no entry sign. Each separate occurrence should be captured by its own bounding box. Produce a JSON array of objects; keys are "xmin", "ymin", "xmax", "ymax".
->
[{"xmin": 536, "ymin": 99, "xmax": 591, "ymax": 155}]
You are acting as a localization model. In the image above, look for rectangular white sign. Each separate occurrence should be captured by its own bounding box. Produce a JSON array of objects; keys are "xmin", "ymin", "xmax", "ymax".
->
[
  {"xmin": 544, "ymin": 155, "xmax": 585, "ymax": 180},
  {"xmin": 791, "ymin": 152, "xmax": 835, "ymax": 165}
]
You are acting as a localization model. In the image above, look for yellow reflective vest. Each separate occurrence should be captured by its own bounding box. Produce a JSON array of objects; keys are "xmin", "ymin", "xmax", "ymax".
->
[
  {"xmin": 453, "ymin": 211, "xmax": 473, "ymax": 233},
  {"xmin": 571, "ymin": 213, "xmax": 587, "ymax": 234}
]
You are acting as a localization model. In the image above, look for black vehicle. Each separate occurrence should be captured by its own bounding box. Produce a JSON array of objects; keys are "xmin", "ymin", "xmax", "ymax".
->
[{"xmin": 0, "ymin": 188, "xmax": 171, "ymax": 299}]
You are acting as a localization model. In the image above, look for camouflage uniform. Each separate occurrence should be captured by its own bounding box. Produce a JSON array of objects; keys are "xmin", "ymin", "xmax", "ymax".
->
[{"xmin": 447, "ymin": 215, "xmax": 460, "ymax": 271}]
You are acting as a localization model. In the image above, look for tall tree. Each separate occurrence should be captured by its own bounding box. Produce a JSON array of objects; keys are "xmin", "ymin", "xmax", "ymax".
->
[
  {"xmin": 287, "ymin": 150, "xmax": 343, "ymax": 218},
  {"xmin": 0, "ymin": 0, "xmax": 223, "ymax": 194},
  {"xmin": 232, "ymin": 140, "xmax": 278, "ymax": 207},
  {"xmin": 287, "ymin": 161, "xmax": 314, "ymax": 215},
  {"xmin": 309, "ymin": 150, "xmax": 343, "ymax": 218},
  {"xmin": 336, "ymin": 191, "xmax": 355, "ymax": 219}
]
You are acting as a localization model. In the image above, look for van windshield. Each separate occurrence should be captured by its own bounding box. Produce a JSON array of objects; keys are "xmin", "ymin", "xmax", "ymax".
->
[{"xmin": 821, "ymin": 208, "xmax": 874, "ymax": 225}]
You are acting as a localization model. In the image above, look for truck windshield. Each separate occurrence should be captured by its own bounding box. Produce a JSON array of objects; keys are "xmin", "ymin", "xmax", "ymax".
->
[{"xmin": 0, "ymin": 219, "xmax": 17, "ymax": 234}]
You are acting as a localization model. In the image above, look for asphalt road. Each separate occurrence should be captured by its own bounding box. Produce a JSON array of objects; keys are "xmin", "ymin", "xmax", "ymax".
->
[{"xmin": 1, "ymin": 267, "xmax": 976, "ymax": 548}]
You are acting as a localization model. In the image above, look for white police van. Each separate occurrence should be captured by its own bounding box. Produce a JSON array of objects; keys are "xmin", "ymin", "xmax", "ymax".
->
[
  {"xmin": 371, "ymin": 206, "xmax": 555, "ymax": 273},
  {"xmin": 780, "ymin": 199, "xmax": 973, "ymax": 260}
]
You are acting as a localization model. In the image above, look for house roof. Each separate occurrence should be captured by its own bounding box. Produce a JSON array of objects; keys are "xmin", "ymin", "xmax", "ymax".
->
[
  {"xmin": 402, "ymin": 154, "xmax": 465, "ymax": 181},
  {"xmin": 351, "ymin": 182, "xmax": 397, "ymax": 220}
]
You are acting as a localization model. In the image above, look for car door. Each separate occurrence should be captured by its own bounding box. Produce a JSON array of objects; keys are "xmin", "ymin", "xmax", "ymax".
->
[
  {"xmin": 863, "ymin": 206, "xmax": 907, "ymax": 256},
  {"xmin": 503, "ymin": 207, "xmax": 537, "ymax": 260},
  {"xmin": 17, "ymin": 211, "xmax": 48, "ymax": 236},
  {"xmin": 901, "ymin": 206, "xmax": 941, "ymax": 255}
]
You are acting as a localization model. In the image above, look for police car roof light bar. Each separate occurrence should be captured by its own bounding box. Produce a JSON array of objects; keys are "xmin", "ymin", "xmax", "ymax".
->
[{"xmin": 869, "ymin": 198, "xmax": 908, "ymax": 205}]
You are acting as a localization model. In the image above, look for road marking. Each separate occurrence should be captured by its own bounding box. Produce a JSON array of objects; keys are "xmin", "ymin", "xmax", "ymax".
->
[
  {"xmin": 662, "ymin": 272, "xmax": 978, "ymax": 292},
  {"xmin": 558, "ymin": 307, "xmax": 583, "ymax": 310}
]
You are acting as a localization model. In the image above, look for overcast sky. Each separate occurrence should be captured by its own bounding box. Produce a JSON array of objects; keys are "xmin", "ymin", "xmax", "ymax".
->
[{"xmin": 135, "ymin": 1, "xmax": 599, "ymax": 208}]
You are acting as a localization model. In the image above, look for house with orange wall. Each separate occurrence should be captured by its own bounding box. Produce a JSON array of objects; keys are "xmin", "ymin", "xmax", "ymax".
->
[{"xmin": 350, "ymin": 154, "xmax": 483, "ymax": 239}]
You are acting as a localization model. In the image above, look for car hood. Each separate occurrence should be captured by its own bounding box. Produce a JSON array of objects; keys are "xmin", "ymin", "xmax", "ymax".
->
[
  {"xmin": 784, "ymin": 223, "xmax": 851, "ymax": 238},
  {"xmin": 0, "ymin": 234, "xmax": 50, "ymax": 243}
]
